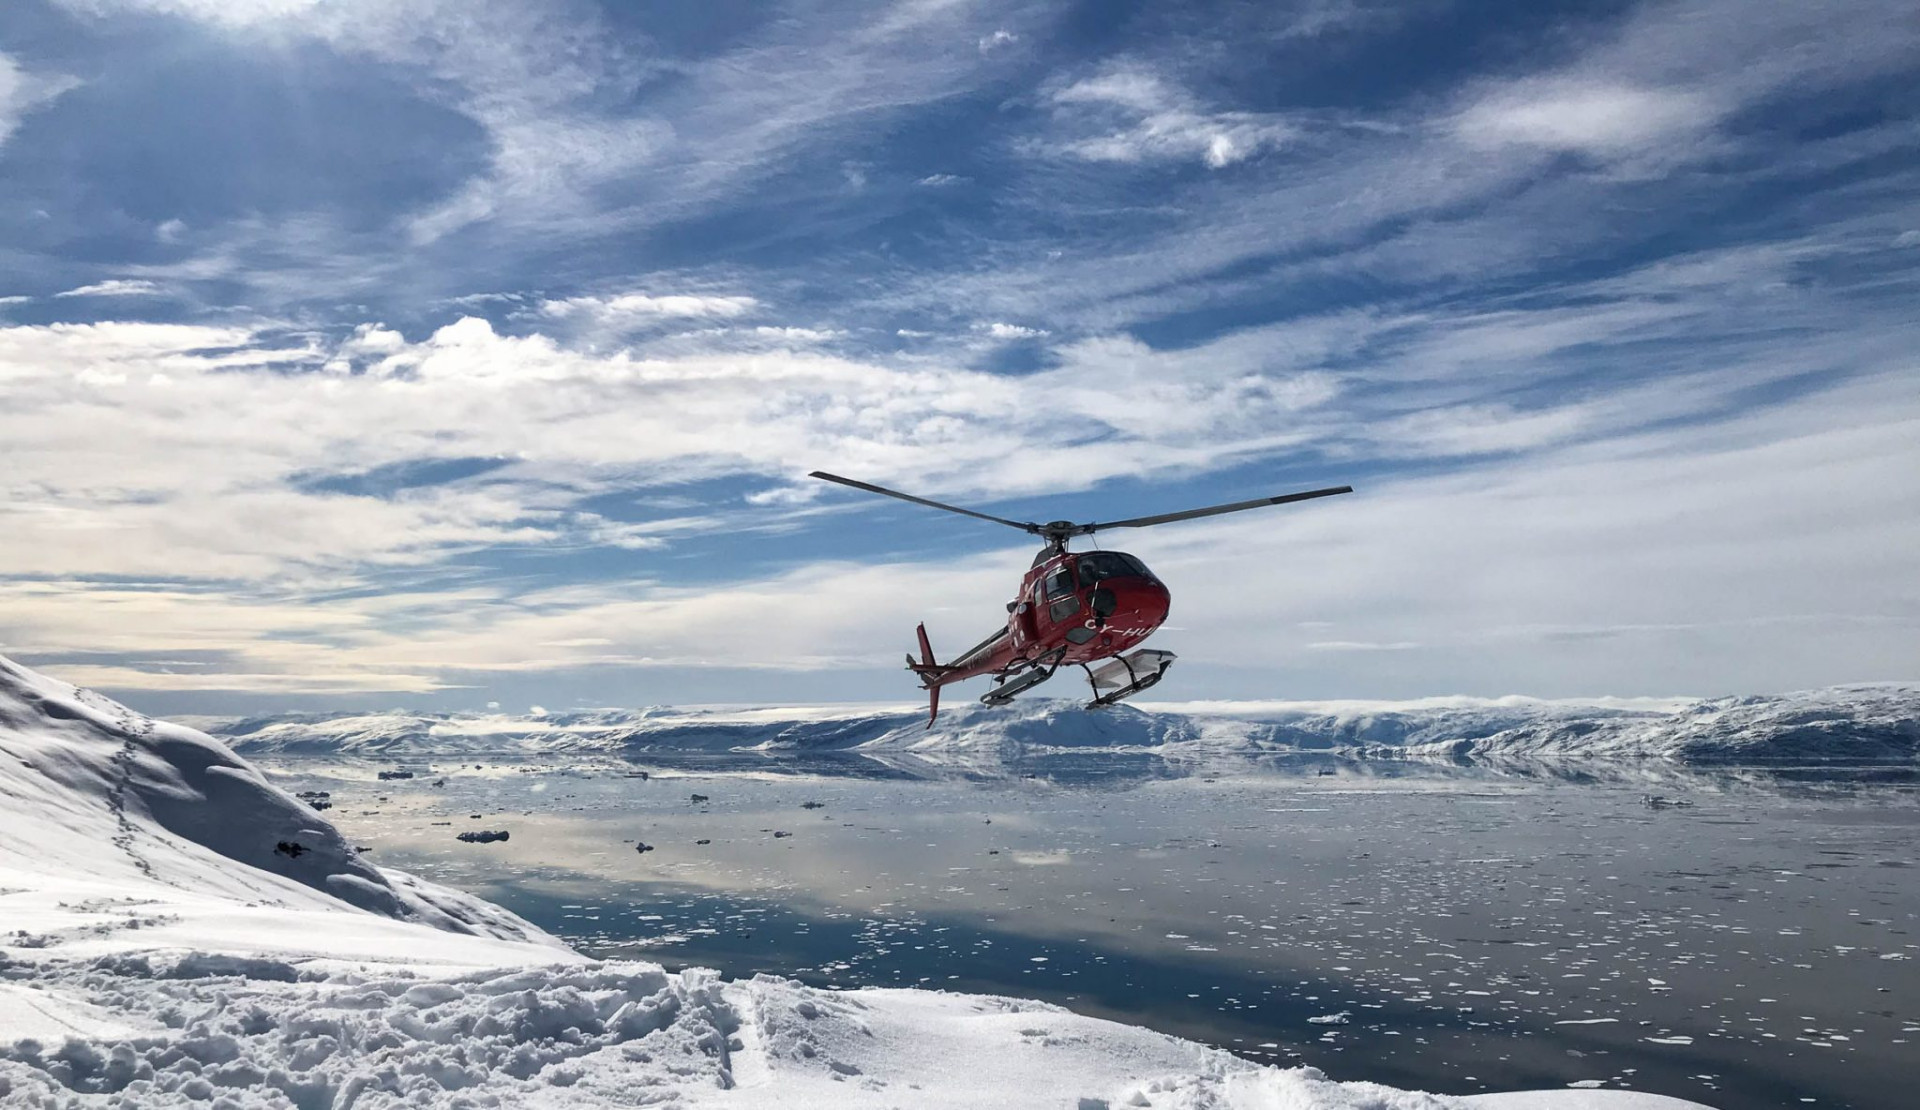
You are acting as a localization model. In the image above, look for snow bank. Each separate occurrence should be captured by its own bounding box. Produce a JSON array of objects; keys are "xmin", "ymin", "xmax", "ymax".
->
[
  {"xmin": 1, "ymin": 655, "xmax": 1717, "ymax": 1108},
  {"xmin": 0, "ymin": 960, "xmax": 1713, "ymax": 1109},
  {"xmin": 207, "ymin": 685, "xmax": 1920, "ymax": 766}
]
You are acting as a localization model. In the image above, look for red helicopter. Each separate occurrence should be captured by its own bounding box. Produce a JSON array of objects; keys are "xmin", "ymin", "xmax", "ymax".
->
[{"xmin": 810, "ymin": 471, "xmax": 1352, "ymax": 725}]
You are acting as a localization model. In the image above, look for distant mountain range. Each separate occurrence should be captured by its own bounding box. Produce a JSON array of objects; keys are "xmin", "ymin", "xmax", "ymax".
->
[{"xmin": 195, "ymin": 685, "xmax": 1920, "ymax": 766}]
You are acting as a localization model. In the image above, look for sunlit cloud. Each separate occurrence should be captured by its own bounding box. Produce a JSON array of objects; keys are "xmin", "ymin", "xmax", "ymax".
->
[{"xmin": 1042, "ymin": 63, "xmax": 1295, "ymax": 169}]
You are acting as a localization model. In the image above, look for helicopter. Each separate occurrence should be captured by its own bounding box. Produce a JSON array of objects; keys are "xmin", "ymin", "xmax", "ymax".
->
[{"xmin": 809, "ymin": 471, "xmax": 1353, "ymax": 725}]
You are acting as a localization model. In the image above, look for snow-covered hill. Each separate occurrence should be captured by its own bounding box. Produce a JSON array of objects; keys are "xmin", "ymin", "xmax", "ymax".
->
[
  {"xmin": 0, "ymin": 653, "xmax": 1715, "ymax": 1108},
  {"xmin": 0, "ymin": 654, "xmax": 561, "ymax": 954},
  {"xmin": 206, "ymin": 685, "xmax": 1920, "ymax": 766}
]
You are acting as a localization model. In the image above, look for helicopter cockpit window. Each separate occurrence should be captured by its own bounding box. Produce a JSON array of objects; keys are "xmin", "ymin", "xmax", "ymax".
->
[
  {"xmin": 1044, "ymin": 568, "xmax": 1075, "ymax": 599},
  {"xmin": 1073, "ymin": 552, "xmax": 1141, "ymax": 586}
]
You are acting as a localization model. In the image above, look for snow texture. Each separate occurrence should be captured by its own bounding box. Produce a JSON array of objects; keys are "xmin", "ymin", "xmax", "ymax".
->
[
  {"xmin": 207, "ymin": 686, "xmax": 1920, "ymax": 766},
  {"xmin": 1, "ymin": 654, "xmax": 1719, "ymax": 1108}
]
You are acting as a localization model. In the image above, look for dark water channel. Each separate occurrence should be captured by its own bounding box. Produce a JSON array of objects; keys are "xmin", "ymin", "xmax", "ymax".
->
[{"xmin": 259, "ymin": 753, "xmax": 1920, "ymax": 1110}]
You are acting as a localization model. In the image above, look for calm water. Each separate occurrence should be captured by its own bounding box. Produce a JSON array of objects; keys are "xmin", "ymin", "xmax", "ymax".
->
[{"xmin": 260, "ymin": 753, "xmax": 1920, "ymax": 1110}]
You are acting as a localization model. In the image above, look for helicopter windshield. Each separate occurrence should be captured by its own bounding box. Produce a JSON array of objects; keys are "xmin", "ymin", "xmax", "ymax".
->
[{"xmin": 1073, "ymin": 551, "xmax": 1152, "ymax": 586}]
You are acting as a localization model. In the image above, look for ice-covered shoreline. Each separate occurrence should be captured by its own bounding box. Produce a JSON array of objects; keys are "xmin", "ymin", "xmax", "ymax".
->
[
  {"xmin": 0, "ymin": 654, "xmax": 1719, "ymax": 1108},
  {"xmin": 200, "ymin": 684, "xmax": 1920, "ymax": 767}
]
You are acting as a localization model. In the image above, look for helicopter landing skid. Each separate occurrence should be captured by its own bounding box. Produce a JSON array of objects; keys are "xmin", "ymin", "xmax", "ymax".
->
[
  {"xmin": 1082, "ymin": 649, "xmax": 1176, "ymax": 709},
  {"xmin": 981, "ymin": 650, "xmax": 1065, "ymax": 707}
]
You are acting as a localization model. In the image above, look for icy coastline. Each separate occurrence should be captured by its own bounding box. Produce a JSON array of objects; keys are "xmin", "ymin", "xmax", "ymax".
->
[
  {"xmin": 205, "ymin": 685, "xmax": 1920, "ymax": 767},
  {"xmin": 1, "ymin": 653, "xmax": 1723, "ymax": 1107}
]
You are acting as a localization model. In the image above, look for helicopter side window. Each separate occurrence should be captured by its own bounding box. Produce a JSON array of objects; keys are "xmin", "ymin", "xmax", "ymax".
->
[{"xmin": 1044, "ymin": 568, "xmax": 1081, "ymax": 622}]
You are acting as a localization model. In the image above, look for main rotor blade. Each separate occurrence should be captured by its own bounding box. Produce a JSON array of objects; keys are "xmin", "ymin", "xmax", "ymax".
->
[
  {"xmin": 809, "ymin": 471, "xmax": 1038, "ymax": 534},
  {"xmin": 1086, "ymin": 485, "xmax": 1353, "ymax": 532}
]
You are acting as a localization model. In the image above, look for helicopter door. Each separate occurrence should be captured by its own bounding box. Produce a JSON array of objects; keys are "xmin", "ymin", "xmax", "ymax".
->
[{"xmin": 1043, "ymin": 566, "xmax": 1080, "ymax": 626}]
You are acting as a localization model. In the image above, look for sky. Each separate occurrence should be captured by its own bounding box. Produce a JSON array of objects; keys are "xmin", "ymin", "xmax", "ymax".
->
[{"xmin": 0, "ymin": 0, "xmax": 1916, "ymax": 714}]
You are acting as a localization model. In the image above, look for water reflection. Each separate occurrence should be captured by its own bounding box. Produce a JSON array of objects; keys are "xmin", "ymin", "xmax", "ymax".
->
[{"xmin": 603, "ymin": 747, "xmax": 1920, "ymax": 799}]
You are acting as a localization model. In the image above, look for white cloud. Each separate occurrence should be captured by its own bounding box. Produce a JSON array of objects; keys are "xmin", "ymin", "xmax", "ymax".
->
[
  {"xmin": 55, "ymin": 0, "xmax": 326, "ymax": 27},
  {"xmin": 1130, "ymin": 368, "xmax": 1920, "ymax": 696},
  {"xmin": 405, "ymin": 115, "xmax": 676, "ymax": 245},
  {"xmin": 53, "ymin": 279, "xmax": 166, "ymax": 298},
  {"xmin": 63, "ymin": 0, "xmax": 1037, "ymax": 250},
  {"xmin": 1308, "ymin": 640, "xmax": 1421, "ymax": 652},
  {"xmin": 916, "ymin": 173, "xmax": 964, "ymax": 187},
  {"xmin": 3, "ymin": 280, "xmax": 1915, "ymax": 696},
  {"xmin": 910, "ymin": 0, "xmax": 1920, "ymax": 340},
  {"xmin": 59, "ymin": 0, "xmax": 669, "ymax": 244},
  {"xmin": 662, "ymin": 325, "xmax": 845, "ymax": 347},
  {"xmin": 1044, "ymin": 64, "xmax": 1295, "ymax": 169},
  {"xmin": 978, "ymin": 29, "xmax": 1018, "ymax": 54},
  {"xmin": 0, "ymin": 312, "xmax": 1347, "ymax": 593},
  {"xmin": 1375, "ymin": 404, "xmax": 1590, "ymax": 458},
  {"xmin": 1452, "ymin": 79, "xmax": 1721, "ymax": 159},
  {"xmin": 539, "ymin": 292, "xmax": 758, "ymax": 331},
  {"xmin": 747, "ymin": 326, "xmax": 843, "ymax": 342},
  {"xmin": 1446, "ymin": 1, "xmax": 1920, "ymax": 175},
  {"xmin": 0, "ymin": 52, "xmax": 78, "ymax": 149},
  {"xmin": 36, "ymin": 663, "xmax": 453, "ymax": 694},
  {"xmin": 979, "ymin": 321, "xmax": 1048, "ymax": 340},
  {"xmin": 10, "ymin": 362, "xmax": 1915, "ymax": 696}
]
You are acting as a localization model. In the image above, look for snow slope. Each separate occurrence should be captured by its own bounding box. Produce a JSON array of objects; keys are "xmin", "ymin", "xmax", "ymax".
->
[
  {"xmin": 208, "ymin": 686, "xmax": 1920, "ymax": 766},
  {"xmin": 0, "ymin": 653, "xmax": 1718, "ymax": 1107},
  {"xmin": 0, "ymin": 655, "xmax": 562, "ymax": 959}
]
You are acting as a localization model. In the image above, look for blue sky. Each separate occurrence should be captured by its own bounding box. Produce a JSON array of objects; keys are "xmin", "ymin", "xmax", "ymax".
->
[{"xmin": 1, "ymin": 0, "xmax": 1916, "ymax": 713}]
